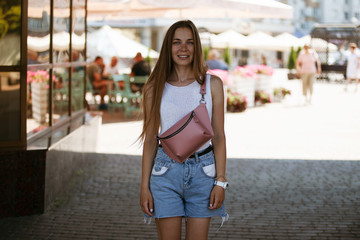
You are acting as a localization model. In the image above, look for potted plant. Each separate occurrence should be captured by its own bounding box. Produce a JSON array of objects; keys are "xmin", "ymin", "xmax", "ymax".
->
[
  {"xmin": 27, "ymin": 70, "xmax": 49, "ymax": 123},
  {"xmin": 254, "ymin": 90, "xmax": 271, "ymax": 105},
  {"xmin": 226, "ymin": 90, "xmax": 247, "ymax": 112},
  {"xmin": 273, "ymin": 87, "xmax": 291, "ymax": 102},
  {"xmin": 287, "ymin": 46, "xmax": 301, "ymax": 79},
  {"xmin": 229, "ymin": 66, "xmax": 256, "ymax": 107}
]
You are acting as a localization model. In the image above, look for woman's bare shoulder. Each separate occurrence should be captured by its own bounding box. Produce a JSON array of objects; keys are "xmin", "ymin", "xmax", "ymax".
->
[{"xmin": 209, "ymin": 74, "xmax": 224, "ymax": 93}]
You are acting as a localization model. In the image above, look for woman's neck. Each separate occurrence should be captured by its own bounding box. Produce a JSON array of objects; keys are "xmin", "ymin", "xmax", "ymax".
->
[{"xmin": 169, "ymin": 66, "xmax": 195, "ymax": 84}]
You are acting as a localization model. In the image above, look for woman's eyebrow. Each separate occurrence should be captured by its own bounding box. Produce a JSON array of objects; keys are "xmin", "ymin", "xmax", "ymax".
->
[{"xmin": 172, "ymin": 37, "xmax": 194, "ymax": 41}]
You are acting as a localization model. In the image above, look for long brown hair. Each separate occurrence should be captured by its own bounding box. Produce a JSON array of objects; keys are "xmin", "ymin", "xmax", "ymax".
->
[{"xmin": 139, "ymin": 20, "xmax": 208, "ymax": 142}]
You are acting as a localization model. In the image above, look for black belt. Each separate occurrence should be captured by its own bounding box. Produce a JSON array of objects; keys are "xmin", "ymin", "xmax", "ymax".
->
[{"xmin": 158, "ymin": 145, "xmax": 213, "ymax": 158}]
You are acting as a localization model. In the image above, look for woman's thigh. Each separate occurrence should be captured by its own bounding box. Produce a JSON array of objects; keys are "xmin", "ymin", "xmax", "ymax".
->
[
  {"xmin": 185, "ymin": 217, "xmax": 211, "ymax": 240},
  {"xmin": 155, "ymin": 217, "xmax": 182, "ymax": 240}
]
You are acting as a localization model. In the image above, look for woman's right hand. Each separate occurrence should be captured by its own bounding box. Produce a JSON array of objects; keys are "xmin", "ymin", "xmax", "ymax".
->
[{"xmin": 140, "ymin": 187, "xmax": 154, "ymax": 216}]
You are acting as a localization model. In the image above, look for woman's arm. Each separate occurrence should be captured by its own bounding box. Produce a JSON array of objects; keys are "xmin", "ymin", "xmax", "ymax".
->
[
  {"xmin": 208, "ymin": 74, "xmax": 227, "ymax": 210},
  {"xmin": 139, "ymin": 86, "xmax": 158, "ymax": 216}
]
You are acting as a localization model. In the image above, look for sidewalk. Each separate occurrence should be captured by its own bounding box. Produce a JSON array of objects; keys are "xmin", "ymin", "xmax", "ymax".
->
[
  {"xmin": 98, "ymin": 80, "xmax": 360, "ymax": 160},
  {"xmin": 0, "ymin": 81, "xmax": 359, "ymax": 239}
]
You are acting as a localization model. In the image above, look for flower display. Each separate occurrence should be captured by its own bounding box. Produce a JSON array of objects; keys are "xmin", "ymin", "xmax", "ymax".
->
[
  {"xmin": 246, "ymin": 65, "xmax": 274, "ymax": 76},
  {"xmin": 227, "ymin": 90, "xmax": 247, "ymax": 112},
  {"xmin": 273, "ymin": 87, "xmax": 291, "ymax": 98},
  {"xmin": 232, "ymin": 66, "xmax": 258, "ymax": 79},
  {"xmin": 27, "ymin": 70, "xmax": 53, "ymax": 84},
  {"xmin": 207, "ymin": 69, "xmax": 230, "ymax": 85},
  {"xmin": 255, "ymin": 90, "xmax": 271, "ymax": 104}
]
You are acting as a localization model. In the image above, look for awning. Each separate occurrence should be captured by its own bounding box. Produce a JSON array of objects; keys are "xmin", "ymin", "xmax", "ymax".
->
[{"xmin": 87, "ymin": 0, "xmax": 293, "ymax": 20}]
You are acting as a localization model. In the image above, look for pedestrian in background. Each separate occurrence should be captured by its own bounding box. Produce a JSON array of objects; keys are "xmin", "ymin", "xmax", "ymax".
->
[
  {"xmin": 139, "ymin": 20, "xmax": 228, "ymax": 239},
  {"xmin": 296, "ymin": 44, "xmax": 322, "ymax": 104},
  {"xmin": 345, "ymin": 43, "xmax": 360, "ymax": 92},
  {"xmin": 206, "ymin": 49, "xmax": 229, "ymax": 70}
]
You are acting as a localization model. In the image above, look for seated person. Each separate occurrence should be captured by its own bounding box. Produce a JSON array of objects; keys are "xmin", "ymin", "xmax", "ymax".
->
[
  {"xmin": 103, "ymin": 56, "xmax": 124, "ymax": 90},
  {"xmin": 130, "ymin": 52, "xmax": 151, "ymax": 93},
  {"xmin": 87, "ymin": 56, "xmax": 109, "ymax": 109},
  {"xmin": 206, "ymin": 49, "xmax": 228, "ymax": 70},
  {"xmin": 103, "ymin": 56, "xmax": 120, "ymax": 77}
]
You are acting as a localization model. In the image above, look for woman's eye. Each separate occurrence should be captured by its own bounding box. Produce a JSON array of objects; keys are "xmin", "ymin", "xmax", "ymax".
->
[{"xmin": 173, "ymin": 41, "xmax": 181, "ymax": 45}]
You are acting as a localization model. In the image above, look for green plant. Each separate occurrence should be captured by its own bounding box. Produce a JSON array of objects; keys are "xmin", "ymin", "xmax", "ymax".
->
[
  {"xmin": 287, "ymin": 47, "xmax": 296, "ymax": 69},
  {"xmin": 203, "ymin": 46, "xmax": 210, "ymax": 60},
  {"xmin": 224, "ymin": 46, "xmax": 231, "ymax": 66},
  {"xmin": 287, "ymin": 46, "xmax": 302, "ymax": 70},
  {"xmin": 145, "ymin": 47, "xmax": 152, "ymax": 65},
  {"xmin": 0, "ymin": 1, "xmax": 21, "ymax": 39}
]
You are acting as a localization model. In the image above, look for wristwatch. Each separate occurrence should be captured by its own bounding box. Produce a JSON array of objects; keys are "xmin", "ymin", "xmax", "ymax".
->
[{"xmin": 214, "ymin": 180, "xmax": 229, "ymax": 190}]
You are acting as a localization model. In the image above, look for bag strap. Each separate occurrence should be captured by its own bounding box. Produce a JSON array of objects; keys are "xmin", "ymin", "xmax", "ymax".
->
[{"xmin": 200, "ymin": 74, "xmax": 209, "ymax": 103}]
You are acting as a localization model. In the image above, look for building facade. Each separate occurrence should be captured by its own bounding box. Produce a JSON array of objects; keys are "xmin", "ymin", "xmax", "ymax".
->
[
  {"xmin": 0, "ymin": 0, "xmax": 100, "ymax": 218},
  {"xmin": 279, "ymin": 0, "xmax": 360, "ymax": 36}
]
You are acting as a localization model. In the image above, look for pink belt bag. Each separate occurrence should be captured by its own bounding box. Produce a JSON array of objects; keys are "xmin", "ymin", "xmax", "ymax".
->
[{"xmin": 157, "ymin": 77, "xmax": 214, "ymax": 163}]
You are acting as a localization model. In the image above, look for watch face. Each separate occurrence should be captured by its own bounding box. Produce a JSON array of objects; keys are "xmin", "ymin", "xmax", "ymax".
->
[{"xmin": 215, "ymin": 180, "xmax": 228, "ymax": 190}]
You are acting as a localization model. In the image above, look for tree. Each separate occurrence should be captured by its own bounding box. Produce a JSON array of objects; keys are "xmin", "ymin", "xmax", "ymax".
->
[{"xmin": 224, "ymin": 46, "xmax": 231, "ymax": 66}]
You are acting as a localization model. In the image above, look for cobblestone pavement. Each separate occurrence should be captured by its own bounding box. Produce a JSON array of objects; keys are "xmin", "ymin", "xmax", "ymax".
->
[
  {"xmin": 1, "ymin": 81, "xmax": 360, "ymax": 239},
  {"xmin": 0, "ymin": 154, "xmax": 359, "ymax": 239}
]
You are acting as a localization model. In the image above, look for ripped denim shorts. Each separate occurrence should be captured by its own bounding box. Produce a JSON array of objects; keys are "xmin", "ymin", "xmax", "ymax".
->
[{"xmin": 147, "ymin": 146, "xmax": 228, "ymax": 223}]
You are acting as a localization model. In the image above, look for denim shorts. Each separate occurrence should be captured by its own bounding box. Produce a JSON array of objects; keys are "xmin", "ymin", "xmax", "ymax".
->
[{"xmin": 148, "ymin": 147, "xmax": 228, "ymax": 221}]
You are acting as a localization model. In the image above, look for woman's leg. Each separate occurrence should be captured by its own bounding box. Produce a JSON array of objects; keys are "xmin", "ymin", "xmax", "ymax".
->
[
  {"xmin": 155, "ymin": 217, "xmax": 182, "ymax": 240},
  {"xmin": 308, "ymin": 73, "xmax": 315, "ymax": 102},
  {"xmin": 185, "ymin": 217, "xmax": 211, "ymax": 240}
]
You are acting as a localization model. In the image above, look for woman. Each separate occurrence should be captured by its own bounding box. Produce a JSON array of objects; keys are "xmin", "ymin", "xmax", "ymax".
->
[
  {"xmin": 296, "ymin": 44, "xmax": 321, "ymax": 104},
  {"xmin": 345, "ymin": 43, "xmax": 360, "ymax": 92},
  {"xmin": 139, "ymin": 20, "xmax": 228, "ymax": 240}
]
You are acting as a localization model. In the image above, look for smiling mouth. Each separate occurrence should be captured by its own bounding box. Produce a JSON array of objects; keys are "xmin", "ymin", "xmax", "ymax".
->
[{"xmin": 178, "ymin": 55, "xmax": 189, "ymax": 59}]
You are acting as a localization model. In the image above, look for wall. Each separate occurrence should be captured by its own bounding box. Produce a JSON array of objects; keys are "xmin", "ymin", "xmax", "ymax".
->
[
  {"xmin": 44, "ymin": 113, "xmax": 101, "ymax": 209},
  {"xmin": 0, "ymin": 112, "xmax": 101, "ymax": 218}
]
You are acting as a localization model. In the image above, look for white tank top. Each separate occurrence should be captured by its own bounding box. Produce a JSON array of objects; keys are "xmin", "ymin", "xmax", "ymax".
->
[{"xmin": 160, "ymin": 74, "xmax": 212, "ymax": 151}]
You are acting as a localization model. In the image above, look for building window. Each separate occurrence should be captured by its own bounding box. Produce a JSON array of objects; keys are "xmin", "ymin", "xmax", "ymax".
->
[
  {"xmin": 0, "ymin": 72, "xmax": 21, "ymax": 141},
  {"xmin": 27, "ymin": 0, "xmax": 87, "ymax": 138}
]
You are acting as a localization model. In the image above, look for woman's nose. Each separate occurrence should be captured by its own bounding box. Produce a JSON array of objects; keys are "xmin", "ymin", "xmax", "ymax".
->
[{"xmin": 180, "ymin": 43, "xmax": 187, "ymax": 50}]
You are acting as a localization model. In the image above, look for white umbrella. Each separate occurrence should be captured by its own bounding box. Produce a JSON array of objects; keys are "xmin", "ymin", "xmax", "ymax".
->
[
  {"xmin": 87, "ymin": 25, "xmax": 159, "ymax": 59},
  {"xmin": 199, "ymin": 32, "xmax": 217, "ymax": 46},
  {"xmin": 27, "ymin": 32, "xmax": 85, "ymax": 52},
  {"xmin": 274, "ymin": 32, "xmax": 303, "ymax": 51},
  {"xmin": 245, "ymin": 31, "xmax": 279, "ymax": 50},
  {"xmin": 27, "ymin": 35, "xmax": 51, "ymax": 52},
  {"xmin": 211, "ymin": 30, "xmax": 247, "ymax": 49},
  {"xmin": 299, "ymin": 35, "xmax": 338, "ymax": 52}
]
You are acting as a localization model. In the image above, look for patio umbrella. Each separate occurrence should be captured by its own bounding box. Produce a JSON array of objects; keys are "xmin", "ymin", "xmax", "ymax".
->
[
  {"xmin": 27, "ymin": 32, "xmax": 85, "ymax": 52},
  {"xmin": 274, "ymin": 32, "xmax": 303, "ymax": 51},
  {"xmin": 245, "ymin": 31, "xmax": 279, "ymax": 50},
  {"xmin": 299, "ymin": 35, "xmax": 338, "ymax": 52},
  {"xmin": 211, "ymin": 30, "xmax": 247, "ymax": 49},
  {"xmin": 87, "ymin": 25, "xmax": 159, "ymax": 59},
  {"xmin": 87, "ymin": 0, "xmax": 293, "ymax": 20}
]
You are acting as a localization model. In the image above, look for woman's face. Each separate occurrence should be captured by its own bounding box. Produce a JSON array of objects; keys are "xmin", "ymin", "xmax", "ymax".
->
[{"xmin": 171, "ymin": 27, "xmax": 194, "ymax": 67}]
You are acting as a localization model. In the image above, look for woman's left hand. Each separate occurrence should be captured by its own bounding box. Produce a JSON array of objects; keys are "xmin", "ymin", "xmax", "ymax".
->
[{"xmin": 208, "ymin": 186, "xmax": 225, "ymax": 209}]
